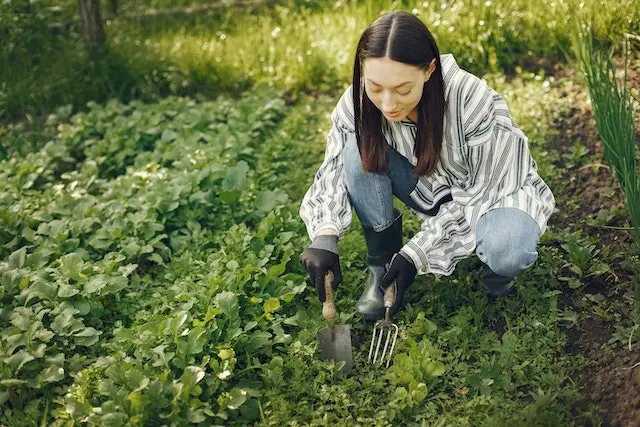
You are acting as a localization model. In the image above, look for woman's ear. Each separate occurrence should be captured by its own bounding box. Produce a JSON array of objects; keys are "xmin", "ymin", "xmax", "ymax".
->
[{"xmin": 424, "ymin": 58, "xmax": 437, "ymax": 82}]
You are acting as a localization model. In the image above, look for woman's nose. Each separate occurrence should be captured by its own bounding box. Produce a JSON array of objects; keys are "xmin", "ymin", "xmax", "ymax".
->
[{"xmin": 382, "ymin": 93, "xmax": 397, "ymax": 111}]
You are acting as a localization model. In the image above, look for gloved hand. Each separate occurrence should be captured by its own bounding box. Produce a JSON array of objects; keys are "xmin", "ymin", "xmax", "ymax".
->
[
  {"xmin": 299, "ymin": 248, "xmax": 342, "ymax": 303},
  {"xmin": 380, "ymin": 252, "xmax": 417, "ymax": 315}
]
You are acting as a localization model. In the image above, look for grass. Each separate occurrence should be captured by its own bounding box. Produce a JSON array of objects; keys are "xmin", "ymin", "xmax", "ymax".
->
[
  {"xmin": 2, "ymin": 0, "xmax": 639, "ymax": 123},
  {"xmin": 573, "ymin": 31, "xmax": 640, "ymax": 245}
]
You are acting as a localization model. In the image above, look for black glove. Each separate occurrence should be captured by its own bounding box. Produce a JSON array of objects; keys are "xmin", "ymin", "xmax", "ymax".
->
[
  {"xmin": 299, "ymin": 248, "xmax": 342, "ymax": 303},
  {"xmin": 380, "ymin": 252, "xmax": 417, "ymax": 315}
]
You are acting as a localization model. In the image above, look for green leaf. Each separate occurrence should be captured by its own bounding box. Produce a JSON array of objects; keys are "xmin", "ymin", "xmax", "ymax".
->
[
  {"xmin": 187, "ymin": 327, "xmax": 206, "ymax": 354},
  {"xmin": 149, "ymin": 253, "xmax": 164, "ymax": 264},
  {"xmin": 215, "ymin": 291, "xmax": 239, "ymax": 318},
  {"xmin": 244, "ymin": 321, "xmax": 258, "ymax": 332},
  {"xmin": 118, "ymin": 263, "xmax": 138, "ymax": 277},
  {"xmin": 411, "ymin": 383, "xmax": 429, "ymax": 403},
  {"xmin": 5, "ymin": 349, "xmax": 35, "ymax": 373},
  {"xmin": 194, "ymin": 306, "xmax": 222, "ymax": 327},
  {"xmin": 569, "ymin": 265, "xmax": 584, "ymax": 277},
  {"xmin": 26, "ymin": 280, "xmax": 57, "ymax": 303},
  {"xmin": 38, "ymin": 365, "xmax": 65, "ymax": 383},
  {"xmin": 8, "ymin": 247, "xmax": 27, "ymax": 269},
  {"xmin": 58, "ymin": 283, "xmax": 80, "ymax": 298},
  {"xmin": 283, "ymin": 312, "xmax": 300, "ymax": 326},
  {"xmin": 73, "ymin": 299, "xmax": 91, "ymax": 315},
  {"xmin": 101, "ymin": 412, "xmax": 128, "ymax": 427},
  {"xmin": 85, "ymin": 275, "xmax": 108, "ymax": 294},
  {"xmin": 1, "ymin": 379, "xmax": 27, "ymax": 387},
  {"xmin": 122, "ymin": 241, "xmax": 141, "ymax": 258},
  {"xmin": 26, "ymin": 249, "xmax": 53, "ymax": 269},
  {"xmin": 392, "ymin": 386, "xmax": 408, "ymax": 405},
  {"xmin": 51, "ymin": 310, "xmax": 75, "ymax": 334},
  {"xmin": 272, "ymin": 324, "xmax": 292, "ymax": 345},
  {"xmin": 10, "ymin": 307, "xmax": 33, "ymax": 331},
  {"xmin": 246, "ymin": 331, "xmax": 272, "ymax": 351},
  {"xmin": 425, "ymin": 361, "xmax": 445, "ymax": 377},
  {"xmin": 58, "ymin": 253, "xmax": 84, "ymax": 281},
  {"xmin": 45, "ymin": 353, "xmax": 65, "ymax": 366},
  {"xmin": 218, "ymin": 348, "xmax": 235, "ymax": 360},
  {"xmin": 267, "ymin": 263, "xmax": 286, "ymax": 279},
  {"xmin": 88, "ymin": 235, "xmax": 112, "ymax": 250},
  {"xmin": 187, "ymin": 408, "xmax": 206, "ymax": 423},
  {"xmin": 263, "ymin": 298, "xmax": 280, "ymax": 315},
  {"xmin": 227, "ymin": 388, "xmax": 248, "ymax": 410},
  {"xmin": 74, "ymin": 327, "xmax": 102, "ymax": 346},
  {"xmin": 222, "ymin": 161, "xmax": 249, "ymax": 191},
  {"xmin": 128, "ymin": 390, "xmax": 143, "ymax": 411},
  {"xmin": 152, "ymin": 344, "xmax": 175, "ymax": 368},
  {"xmin": 254, "ymin": 190, "xmax": 288, "ymax": 213},
  {"xmin": 104, "ymin": 276, "xmax": 128, "ymax": 295},
  {"xmin": 161, "ymin": 129, "xmax": 178, "ymax": 142},
  {"xmin": 219, "ymin": 189, "xmax": 241, "ymax": 203},
  {"xmin": 182, "ymin": 366, "xmax": 205, "ymax": 386}
]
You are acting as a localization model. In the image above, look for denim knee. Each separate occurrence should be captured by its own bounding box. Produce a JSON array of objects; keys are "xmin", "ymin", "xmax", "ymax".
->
[
  {"xmin": 475, "ymin": 208, "xmax": 541, "ymax": 277},
  {"xmin": 481, "ymin": 244, "xmax": 538, "ymax": 277}
]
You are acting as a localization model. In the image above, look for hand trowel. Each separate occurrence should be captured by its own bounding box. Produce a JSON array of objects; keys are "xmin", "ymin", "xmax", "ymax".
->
[{"xmin": 317, "ymin": 271, "xmax": 353, "ymax": 374}]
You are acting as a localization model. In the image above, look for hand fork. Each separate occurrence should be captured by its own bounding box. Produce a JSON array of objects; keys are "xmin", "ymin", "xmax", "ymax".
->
[{"xmin": 367, "ymin": 282, "xmax": 399, "ymax": 368}]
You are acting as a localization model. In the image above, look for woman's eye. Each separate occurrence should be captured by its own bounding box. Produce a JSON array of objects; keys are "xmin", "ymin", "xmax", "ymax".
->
[{"xmin": 398, "ymin": 91, "xmax": 411, "ymax": 96}]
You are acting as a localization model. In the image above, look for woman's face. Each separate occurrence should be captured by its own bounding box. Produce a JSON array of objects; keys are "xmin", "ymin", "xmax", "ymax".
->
[{"xmin": 363, "ymin": 56, "xmax": 436, "ymax": 123}]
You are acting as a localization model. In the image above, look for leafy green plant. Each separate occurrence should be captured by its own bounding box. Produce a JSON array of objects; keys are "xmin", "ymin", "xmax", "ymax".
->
[
  {"xmin": 559, "ymin": 234, "xmax": 614, "ymax": 289},
  {"xmin": 561, "ymin": 142, "xmax": 591, "ymax": 169},
  {"xmin": 573, "ymin": 30, "xmax": 640, "ymax": 246},
  {"xmin": 0, "ymin": 69, "xmax": 631, "ymax": 424}
]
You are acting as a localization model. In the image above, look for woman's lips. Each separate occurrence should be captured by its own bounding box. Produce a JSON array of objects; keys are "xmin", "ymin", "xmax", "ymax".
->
[{"xmin": 385, "ymin": 110, "xmax": 401, "ymax": 117}]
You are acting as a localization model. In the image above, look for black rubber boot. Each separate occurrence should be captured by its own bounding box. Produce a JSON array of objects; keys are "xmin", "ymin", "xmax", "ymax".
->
[
  {"xmin": 482, "ymin": 263, "xmax": 515, "ymax": 300},
  {"xmin": 355, "ymin": 209, "xmax": 403, "ymax": 321}
]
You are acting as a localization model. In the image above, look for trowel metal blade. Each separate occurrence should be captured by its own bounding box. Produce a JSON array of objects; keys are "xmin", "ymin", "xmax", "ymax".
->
[{"xmin": 317, "ymin": 324, "xmax": 353, "ymax": 373}]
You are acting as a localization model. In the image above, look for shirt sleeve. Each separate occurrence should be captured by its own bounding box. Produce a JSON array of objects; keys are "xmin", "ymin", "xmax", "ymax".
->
[
  {"xmin": 299, "ymin": 86, "xmax": 355, "ymax": 241},
  {"xmin": 400, "ymin": 80, "xmax": 534, "ymax": 276}
]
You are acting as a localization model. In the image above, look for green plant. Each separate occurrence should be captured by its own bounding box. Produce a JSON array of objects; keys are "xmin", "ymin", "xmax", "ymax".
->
[
  {"xmin": 572, "ymin": 30, "xmax": 640, "ymax": 246},
  {"xmin": 1, "ymin": 64, "xmax": 631, "ymax": 424},
  {"xmin": 559, "ymin": 234, "xmax": 614, "ymax": 289},
  {"xmin": 562, "ymin": 142, "xmax": 591, "ymax": 169}
]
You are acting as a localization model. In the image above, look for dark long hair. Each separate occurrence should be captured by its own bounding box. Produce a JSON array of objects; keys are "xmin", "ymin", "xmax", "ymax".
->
[{"xmin": 352, "ymin": 11, "xmax": 445, "ymax": 177}]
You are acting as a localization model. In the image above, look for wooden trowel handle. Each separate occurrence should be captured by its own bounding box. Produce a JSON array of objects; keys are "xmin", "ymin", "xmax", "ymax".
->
[
  {"xmin": 322, "ymin": 271, "xmax": 336, "ymax": 322},
  {"xmin": 383, "ymin": 281, "xmax": 396, "ymax": 308}
]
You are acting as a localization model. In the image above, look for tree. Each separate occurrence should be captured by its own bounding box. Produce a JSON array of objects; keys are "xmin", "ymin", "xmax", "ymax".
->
[{"xmin": 77, "ymin": 0, "xmax": 105, "ymax": 59}]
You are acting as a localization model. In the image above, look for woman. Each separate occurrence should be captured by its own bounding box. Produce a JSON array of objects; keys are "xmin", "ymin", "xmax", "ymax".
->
[{"xmin": 299, "ymin": 11, "xmax": 555, "ymax": 320}]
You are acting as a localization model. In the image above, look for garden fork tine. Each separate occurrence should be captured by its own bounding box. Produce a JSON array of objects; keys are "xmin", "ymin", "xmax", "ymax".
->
[{"xmin": 367, "ymin": 282, "xmax": 399, "ymax": 368}]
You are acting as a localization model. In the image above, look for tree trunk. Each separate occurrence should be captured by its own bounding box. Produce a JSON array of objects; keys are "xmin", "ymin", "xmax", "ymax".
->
[
  {"xmin": 110, "ymin": 0, "xmax": 118, "ymax": 16},
  {"xmin": 77, "ymin": 0, "xmax": 105, "ymax": 59}
]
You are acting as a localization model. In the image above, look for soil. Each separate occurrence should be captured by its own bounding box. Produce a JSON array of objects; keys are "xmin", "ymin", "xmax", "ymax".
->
[{"xmin": 545, "ymin": 52, "xmax": 640, "ymax": 426}]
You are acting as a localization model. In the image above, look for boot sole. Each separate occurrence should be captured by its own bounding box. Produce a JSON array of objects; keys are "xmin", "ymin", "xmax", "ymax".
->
[{"xmin": 360, "ymin": 310, "xmax": 385, "ymax": 323}]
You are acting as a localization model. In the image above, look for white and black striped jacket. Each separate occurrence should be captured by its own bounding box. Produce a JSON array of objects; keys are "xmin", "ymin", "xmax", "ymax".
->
[{"xmin": 299, "ymin": 54, "xmax": 556, "ymax": 276}]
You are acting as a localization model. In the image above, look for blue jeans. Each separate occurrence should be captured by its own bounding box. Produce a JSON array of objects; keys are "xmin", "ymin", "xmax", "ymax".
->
[{"xmin": 342, "ymin": 134, "xmax": 541, "ymax": 291}]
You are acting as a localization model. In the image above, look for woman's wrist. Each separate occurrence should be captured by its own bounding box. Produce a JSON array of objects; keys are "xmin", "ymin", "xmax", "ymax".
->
[{"xmin": 309, "ymin": 234, "xmax": 339, "ymax": 255}]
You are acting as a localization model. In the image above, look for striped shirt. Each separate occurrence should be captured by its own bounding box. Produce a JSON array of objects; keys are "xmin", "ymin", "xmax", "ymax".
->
[{"xmin": 299, "ymin": 53, "xmax": 556, "ymax": 276}]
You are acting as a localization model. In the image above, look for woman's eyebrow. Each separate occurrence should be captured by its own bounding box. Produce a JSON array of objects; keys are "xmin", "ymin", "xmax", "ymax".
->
[{"xmin": 366, "ymin": 79, "xmax": 413, "ymax": 88}]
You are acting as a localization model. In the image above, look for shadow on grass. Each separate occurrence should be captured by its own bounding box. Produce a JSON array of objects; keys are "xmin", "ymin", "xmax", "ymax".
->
[{"xmin": 1, "ymin": 30, "xmax": 253, "ymax": 126}]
